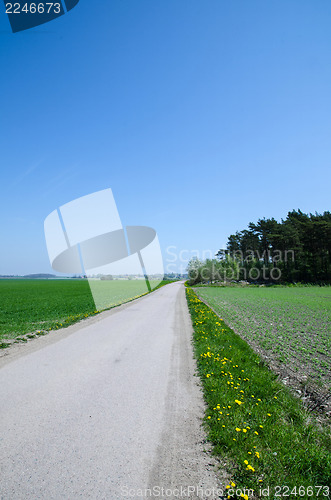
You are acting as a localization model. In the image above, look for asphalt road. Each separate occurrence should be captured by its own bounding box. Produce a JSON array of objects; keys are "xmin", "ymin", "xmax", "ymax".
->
[{"xmin": 0, "ymin": 282, "xmax": 221, "ymax": 500}]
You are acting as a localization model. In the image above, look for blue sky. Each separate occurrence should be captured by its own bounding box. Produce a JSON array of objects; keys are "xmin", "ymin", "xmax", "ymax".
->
[{"xmin": 1, "ymin": 0, "xmax": 330, "ymax": 275}]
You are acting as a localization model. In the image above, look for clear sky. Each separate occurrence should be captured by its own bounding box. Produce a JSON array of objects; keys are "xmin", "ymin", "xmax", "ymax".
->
[{"xmin": 1, "ymin": 0, "xmax": 330, "ymax": 275}]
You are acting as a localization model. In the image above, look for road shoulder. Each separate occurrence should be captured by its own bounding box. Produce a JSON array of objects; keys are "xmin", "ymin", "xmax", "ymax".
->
[{"xmin": 147, "ymin": 285, "xmax": 229, "ymax": 499}]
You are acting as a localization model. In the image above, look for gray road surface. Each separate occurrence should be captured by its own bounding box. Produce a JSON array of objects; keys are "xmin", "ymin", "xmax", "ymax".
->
[{"xmin": 0, "ymin": 282, "xmax": 222, "ymax": 500}]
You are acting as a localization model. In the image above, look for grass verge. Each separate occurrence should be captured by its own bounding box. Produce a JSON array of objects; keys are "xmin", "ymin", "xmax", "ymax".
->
[{"xmin": 186, "ymin": 287, "xmax": 331, "ymax": 499}]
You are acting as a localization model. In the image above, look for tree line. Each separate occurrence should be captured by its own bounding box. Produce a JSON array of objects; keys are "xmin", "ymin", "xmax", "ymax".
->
[{"xmin": 188, "ymin": 210, "xmax": 331, "ymax": 284}]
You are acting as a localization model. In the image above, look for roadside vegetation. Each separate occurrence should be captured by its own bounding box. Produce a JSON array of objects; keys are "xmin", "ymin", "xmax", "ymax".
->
[
  {"xmin": 186, "ymin": 287, "xmax": 331, "ymax": 499},
  {"xmin": 0, "ymin": 278, "xmax": 174, "ymax": 347},
  {"xmin": 195, "ymin": 285, "xmax": 331, "ymax": 400}
]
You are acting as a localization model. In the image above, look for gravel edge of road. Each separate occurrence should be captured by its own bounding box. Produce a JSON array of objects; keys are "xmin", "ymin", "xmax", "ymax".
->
[{"xmin": 146, "ymin": 285, "xmax": 230, "ymax": 499}]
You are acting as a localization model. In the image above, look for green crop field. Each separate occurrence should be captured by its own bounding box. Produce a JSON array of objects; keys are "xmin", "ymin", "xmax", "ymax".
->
[
  {"xmin": 0, "ymin": 278, "xmax": 165, "ymax": 344},
  {"xmin": 194, "ymin": 286, "xmax": 331, "ymax": 392}
]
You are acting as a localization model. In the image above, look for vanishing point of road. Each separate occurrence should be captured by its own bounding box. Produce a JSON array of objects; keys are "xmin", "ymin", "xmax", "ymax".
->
[{"xmin": 0, "ymin": 282, "xmax": 221, "ymax": 500}]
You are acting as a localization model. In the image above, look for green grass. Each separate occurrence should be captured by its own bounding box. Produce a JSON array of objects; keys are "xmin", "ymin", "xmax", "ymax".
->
[
  {"xmin": 186, "ymin": 287, "xmax": 331, "ymax": 499},
  {"xmin": 0, "ymin": 278, "xmax": 173, "ymax": 342},
  {"xmin": 194, "ymin": 285, "xmax": 331, "ymax": 390}
]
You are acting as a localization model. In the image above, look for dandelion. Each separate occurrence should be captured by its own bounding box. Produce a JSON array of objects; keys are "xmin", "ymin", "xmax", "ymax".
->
[
  {"xmin": 236, "ymin": 428, "xmax": 242, "ymax": 432},
  {"xmin": 254, "ymin": 431, "xmax": 259, "ymax": 435},
  {"xmin": 242, "ymin": 429, "xmax": 247, "ymax": 433}
]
